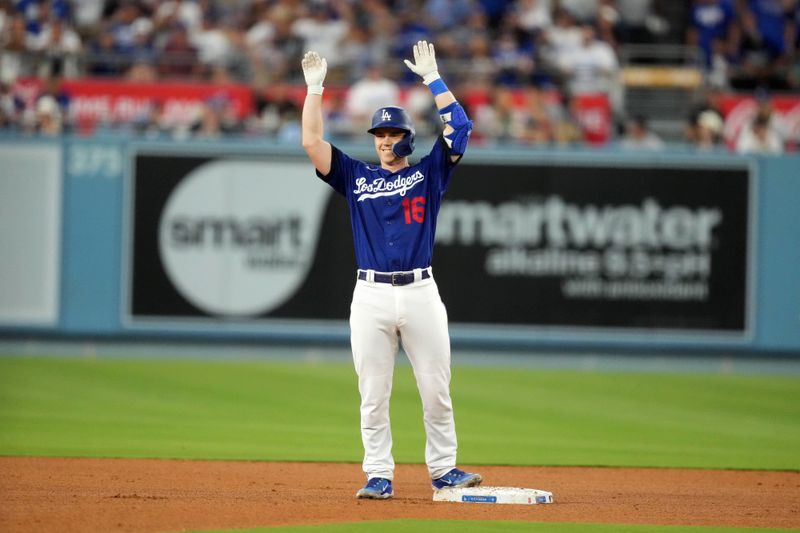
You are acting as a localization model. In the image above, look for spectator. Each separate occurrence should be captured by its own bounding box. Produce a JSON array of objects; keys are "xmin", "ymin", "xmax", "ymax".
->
[
  {"xmin": 742, "ymin": 0, "xmax": 789, "ymax": 59},
  {"xmin": 344, "ymin": 62, "xmax": 400, "ymax": 134},
  {"xmin": 751, "ymin": 93, "xmax": 787, "ymax": 143},
  {"xmin": 0, "ymin": 14, "xmax": 36, "ymax": 83},
  {"xmin": 552, "ymin": 92, "xmax": 586, "ymax": 145},
  {"xmin": 191, "ymin": 13, "xmax": 231, "ymax": 79},
  {"xmin": 687, "ymin": 0, "xmax": 736, "ymax": 68},
  {"xmin": 31, "ymin": 17, "xmax": 82, "ymax": 78},
  {"xmin": 38, "ymin": 74, "xmax": 70, "ymax": 112},
  {"xmin": 0, "ymin": 98, "xmax": 13, "ymax": 131},
  {"xmin": 560, "ymin": 0, "xmax": 600, "ymax": 23},
  {"xmin": 477, "ymin": 0, "xmax": 512, "ymax": 27},
  {"xmin": 126, "ymin": 18, "xmax": 158, "ymax": 81},
  {"xmin": 158, "ymin": 24, "xmax": 201, "ymax": 78},
  {"xmin": 86, "ymin": 28, "xmax": 123, "ymax": 77},
  {"xmin": 245, "ymin": 2, "xmax": 301, "ymax": 85},
  {"xmin": 191, "ymin": 99, "xmax": 223, "ymax": 139},
  {"xmin": 515, "ymin": 0, "xmax": 553, "ymax": 35},
  {"xmin": 16, "ymin": 0, "xmax": 53, "ymax": 36},
  {"xmin": 492, "ymin": 29, "xmax": 535, "ymax": 86},
  {"xmin": 736, "ymin": 111, "xmax": 784, "ymax": 153},
  {"xmin": 71, "ymin": 0, "xmax": 105, "ymax": 36},
  {"xmin": 794, "ymin": 1, "xmax": 800, "ymax": 52},
  {"xmin": 790, "ymin": 6, "xmax": 800, "ymax": 88},
  {"xmin": 473, "ymin": 85, "xmax": 525, "ymax": 143},
  {"xmin": 466, "ymin": 33, "xmax": 496, "ymax": 84},
  {"xmin": 246, "ymin": 84, "xmax": 301, "ymax": 137},
  {"xmin": 423, "ymin": 0, "xmax": 474, "ymax": 32},
  {"xmin": 596, "ymin": 0, "xmax": 621, "ymax": 48},
  {"xmin": 435, "ymin": 9, "xmax": 491, "ymax": 85},
  {"xmin": 291, "ymin": 2, "xmax": 350, "ymax": 83},
  {"xmin": 274, "ymin": 105, "xmax": 301, "ymax": 143},
  {"xmin": 134, "ymin": 101, "xmax": 169, "ymax": 139},
  {"xmin": 320, "ymin": 88, "xmax": 353, "ymax": 139},
  {"xmin": 31, "ymin": 94, "xmax": 62, "ymax": 136},
  {"xmin": 0, "ymin": 0, "xmax": 9, "ymax": 36},
  {"xmin": 403, "ymin": 83, "xmax": 439, "ymax": 137},
  {"xmin": 544, "ymin": 8, "xmax": 583, "ymax": 70},
  {"xmin": 154, "ymin": 0, "xmax": 203, "ymax": 36},
  {"xmin": 693, "ymin": 109, "xmax": 725, "ymax": 150},
  {"xmin": 686, "ymin": 86, "xmax": 725, "ymax": 144},
  {"xmin": 0, "ymin": 81, "xmax": 24, "ymax": 131},
  {"xmin": 446, "ymin": 8, "xmax": 490, "ymax": 50},
  {"xmin": 706, "ymin": 37, "xmax": 732, "ymax": 88},
  {"xmin": 557, "ymin": 24, "xmax": 619, "ymax": 97},
  {"xmin": 729, "ymin": 0, "xmax": 792, "ymax": 89},
  {"xmin": 107, "ymin": 0, "xmax": 144, "ymax": 58},
  {"xmin": 244, "ymin": 0, "xmax": 276, "ymax": 57},
  {"xmin": 390, "ymin": 6, "xmax": 433, "ymax": 82},
  {"xmin": 350, "ymin": 0, "xmax": 394, "ymax": 66},
  {"xmin": 616, "ymin": 0, "xmax": 661, "ymax": 43},
  {"xmin": 791, "ymin": 52, "xmax": 800, "ymax": 89},
  {"xmin": 339, "ymin": 25, "xmax": 379, "ymax": 80},
  {"xmin": 246, "ymin": 84, "xmax": 300, "ymax": 142},
  {"xmin": 619, "ymin": 114, "xmax": 665, "ymax": 150},
  {"xmin": 517, "ymin": 85, "xmax": 558, "ymax": 144}
]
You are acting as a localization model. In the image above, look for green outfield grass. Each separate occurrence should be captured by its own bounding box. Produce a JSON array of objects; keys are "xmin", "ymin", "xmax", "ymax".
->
[
  {"xmin": 193, "ymin": 521, "xmax": 800, "ymax": 533},
  {"xmin": 0, "ymin": 356, "xmax": 798, "ymax": 470}
]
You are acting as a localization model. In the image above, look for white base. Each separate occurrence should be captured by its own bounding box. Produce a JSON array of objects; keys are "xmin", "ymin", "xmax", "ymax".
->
[{"xmin": 432, "ymin": 486, "xmax": 554, "ymax": 505}]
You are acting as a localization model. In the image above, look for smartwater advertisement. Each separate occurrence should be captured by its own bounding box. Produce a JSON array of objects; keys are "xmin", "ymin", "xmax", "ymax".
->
[
  {"xmin": 129, "ymin": 153, "xmax": 750, "ymax": 334},
  {"xmin": 433, "ymin": 163, "xmax": 750, "ymax": 332}
]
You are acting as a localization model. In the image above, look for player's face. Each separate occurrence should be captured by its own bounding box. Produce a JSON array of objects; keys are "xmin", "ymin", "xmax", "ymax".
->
[{"xmin": 372, "ymin": 128, "xmax": 406, "ymax": 163}]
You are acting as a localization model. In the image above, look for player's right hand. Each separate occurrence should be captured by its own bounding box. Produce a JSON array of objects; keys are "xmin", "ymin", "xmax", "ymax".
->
[{"xmin": 302, "ymin": 51, "xmax": 327, "ymax": 94}]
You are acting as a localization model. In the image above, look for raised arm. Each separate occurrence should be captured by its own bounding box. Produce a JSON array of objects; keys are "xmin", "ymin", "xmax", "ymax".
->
[
  {"xmin": 404, "ymin": 41, "xmax": 473, "ymax": 160},
  {"xmin": 301, "ymin": 51, "xmax": 332, "ymax": 176}
]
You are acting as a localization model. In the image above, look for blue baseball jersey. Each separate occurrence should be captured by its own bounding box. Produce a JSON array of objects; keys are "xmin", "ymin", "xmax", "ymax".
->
[{"xmin": 317, "ymin": 137, "xmax": 458, "ymax": 272}]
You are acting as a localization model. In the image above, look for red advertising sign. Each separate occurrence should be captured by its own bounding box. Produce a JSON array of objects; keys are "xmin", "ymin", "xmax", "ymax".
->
[
  {"xmin": 30, "ymin": 77, "xmax": 614, "ymax": 142},
  {"xmin": 573, "ymin": 93, "xmax": 612, "ymax": 145},
  {"xmin": 59, "ymin": 79, "xmax": 255, "ymax": 128},
  {"xmin": 719, "ymin": 94, "xmax": 800, "ymax": 151}
]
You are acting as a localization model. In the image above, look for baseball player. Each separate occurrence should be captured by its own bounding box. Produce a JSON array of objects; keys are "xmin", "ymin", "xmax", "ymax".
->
[{"xmin": 300, "ymin": 41, "xmax": 481, "ymax": 500}]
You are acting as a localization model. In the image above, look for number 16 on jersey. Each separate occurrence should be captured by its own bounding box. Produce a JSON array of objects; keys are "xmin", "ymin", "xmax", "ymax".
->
[{"xmin": 402, "ymin": 196, "xmax": 426, "ymax": 224}]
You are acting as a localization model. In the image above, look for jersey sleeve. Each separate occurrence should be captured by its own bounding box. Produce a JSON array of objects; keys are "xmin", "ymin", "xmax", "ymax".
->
[{"xmin": 315, "ymin": 144, "xmax": 355, "ymax": 197}]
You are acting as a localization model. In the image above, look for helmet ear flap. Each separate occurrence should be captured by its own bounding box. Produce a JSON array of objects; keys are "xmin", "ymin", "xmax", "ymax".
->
[{"xmin": 392, "ymin": 132, "xmax": 415, "ymax": 158}]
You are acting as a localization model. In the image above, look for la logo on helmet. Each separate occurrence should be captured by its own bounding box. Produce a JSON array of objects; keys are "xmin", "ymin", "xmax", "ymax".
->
[{"xmin": 381, "ymin": 109, "xmax": 392, "ymax": 121}]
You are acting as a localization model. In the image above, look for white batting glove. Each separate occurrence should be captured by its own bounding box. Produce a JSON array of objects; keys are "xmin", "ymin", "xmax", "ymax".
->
[
  {"xmin": 301, "ymin": 51, "xmax": 327, "ymax": 95},
  {"xmin": 403, "ymin": 40, "xmax": 441, "ymax": 85}
]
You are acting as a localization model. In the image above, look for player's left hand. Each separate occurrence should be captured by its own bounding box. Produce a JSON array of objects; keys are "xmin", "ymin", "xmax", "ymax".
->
[{"xmin": 404, "ymin": 40, "xmax": 440, "ymax": 84}]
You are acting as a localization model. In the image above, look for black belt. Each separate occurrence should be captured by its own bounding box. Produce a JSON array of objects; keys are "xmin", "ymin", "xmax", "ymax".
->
[{"xmin": 358, "ymin": 269, "xmax": 431, "ymax": 286}]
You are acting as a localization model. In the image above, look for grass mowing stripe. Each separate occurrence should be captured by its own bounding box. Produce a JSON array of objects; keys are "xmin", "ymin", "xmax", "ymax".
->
[
  {"xmin": 451, "ymin": 367, "xmax": 800, "ymax": 469},
  {"xmin": 190, "ymin": 520, "xmax": 800, "ymax": 533},
  {"xmin": 0, "ymin": 357, "xmax": 798, "ymax": 469},
  {"xmin": 0, "ymin": 357, "xmax": 363, "ymax": 460}
]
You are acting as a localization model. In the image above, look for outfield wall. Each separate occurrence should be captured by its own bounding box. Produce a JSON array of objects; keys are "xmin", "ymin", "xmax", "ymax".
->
[{"xmin": 1, "ymin": 136, "xmax": 798, "ymax": 355}]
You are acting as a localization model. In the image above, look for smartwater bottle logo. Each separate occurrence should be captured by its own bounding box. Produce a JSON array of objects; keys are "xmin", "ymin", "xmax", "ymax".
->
[{"xmin": 158, "ymin": 160, "xmax": 329, "ymax": 316}]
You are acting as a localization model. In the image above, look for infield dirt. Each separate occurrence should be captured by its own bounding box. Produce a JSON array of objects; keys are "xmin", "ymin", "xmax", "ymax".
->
[{"xmin": 1, "ymin": 457, "xmax": 798, "ymax": 532}]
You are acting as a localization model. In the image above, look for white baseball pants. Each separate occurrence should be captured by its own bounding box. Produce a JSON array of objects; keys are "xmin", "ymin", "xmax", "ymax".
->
[{"xmin": 349, "ymin": 268, "xmax": 457, "ymax": 481}]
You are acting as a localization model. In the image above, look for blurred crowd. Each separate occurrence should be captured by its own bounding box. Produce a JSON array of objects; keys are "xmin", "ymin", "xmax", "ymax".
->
[{"xmin": 1, "ymin": 0, "xmax": 799, "ymax": 153}]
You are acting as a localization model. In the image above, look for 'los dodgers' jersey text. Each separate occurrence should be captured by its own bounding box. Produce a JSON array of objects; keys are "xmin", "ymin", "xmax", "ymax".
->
[{"xmin": 317, "ymin": 137, "xmax": 458, "ymax": 271}]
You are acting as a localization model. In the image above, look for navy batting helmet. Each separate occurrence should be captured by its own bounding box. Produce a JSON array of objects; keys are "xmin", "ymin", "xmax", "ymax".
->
[{"xmin": 367, "ymin": 106, "xmax": 415, "ymax": 157}]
